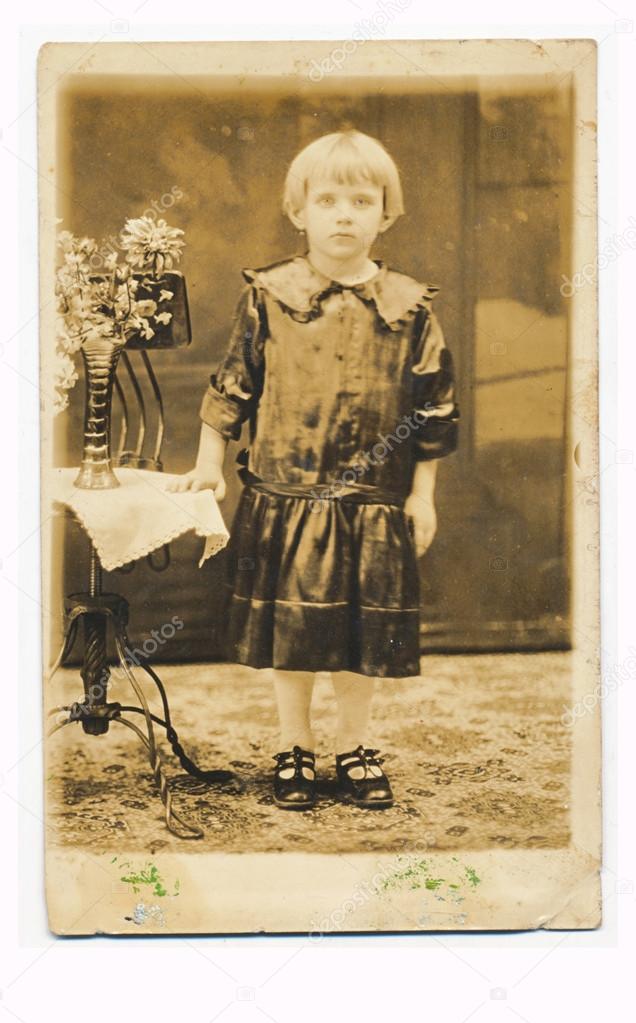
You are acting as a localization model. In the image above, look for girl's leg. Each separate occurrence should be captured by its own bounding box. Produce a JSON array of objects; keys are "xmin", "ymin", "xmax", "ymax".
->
[
  {"xmin": 266, "ymin": 667, "xmax": 316, "ymax": 778},
  {"xmin": 331, "ymin": 670, "xmax": 382, "ymax": 777}
]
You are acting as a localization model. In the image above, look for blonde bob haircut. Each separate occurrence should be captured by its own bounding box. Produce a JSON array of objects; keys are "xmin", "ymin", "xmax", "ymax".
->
[{"xmin": 282, "ymin": 129, "xmax": 405, "ymax": 221}]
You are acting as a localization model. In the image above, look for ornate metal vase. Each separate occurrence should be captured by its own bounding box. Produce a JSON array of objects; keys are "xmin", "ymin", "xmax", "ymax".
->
[{"xmin": 73, "ymin": 336, "xmax": 125, "ymax": 490}]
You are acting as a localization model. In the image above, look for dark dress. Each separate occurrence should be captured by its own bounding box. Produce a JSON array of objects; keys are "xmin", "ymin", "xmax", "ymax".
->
[{"xmin": 199, "ymin": 254, "xmax": 460, "ymax": 678}]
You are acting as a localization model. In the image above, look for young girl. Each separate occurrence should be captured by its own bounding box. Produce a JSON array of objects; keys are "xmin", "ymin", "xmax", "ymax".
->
[{"xmin": 167, "ymin": 129, "xmax": 459, "ymax": 811}]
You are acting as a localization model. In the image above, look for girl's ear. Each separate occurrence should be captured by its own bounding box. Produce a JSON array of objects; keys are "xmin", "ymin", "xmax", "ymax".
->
[
  {"xmin": 378, "ymin": 212, "xmax": 397, "ymax": 234},
  {"xmin": 287, "ymin": 207, "xmax": 306, "ymax": 231}
]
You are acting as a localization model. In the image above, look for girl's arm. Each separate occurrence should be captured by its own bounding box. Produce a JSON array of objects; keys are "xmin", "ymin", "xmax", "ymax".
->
[
  {"xmin": 405, "ymin": 305, "xmax": 459, "ymax": 554},
  {"xmin": 410, "ymin": 458, "xmax": 438, "ymax": 502},
  {"xmin": 167, "ymin": 422, "xmax": 228, "ymax": 496},
  {"xmin": 404, "ymin": 460, "xmax": 438, "ymax": 556},
  {"xmin": 166, "ymin": 283, "xmax": 265, "ymax": 496}
]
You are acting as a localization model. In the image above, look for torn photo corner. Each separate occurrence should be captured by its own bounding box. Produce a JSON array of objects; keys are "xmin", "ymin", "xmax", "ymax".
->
[{"xmin": 37, "ymin": 38, "xmax": 601, "ymax": 935}]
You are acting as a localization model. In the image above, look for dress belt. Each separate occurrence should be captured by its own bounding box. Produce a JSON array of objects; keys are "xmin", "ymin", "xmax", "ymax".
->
[{"xmin": 236, "ymin": 453, "xmax": 405, "ymax": 508}]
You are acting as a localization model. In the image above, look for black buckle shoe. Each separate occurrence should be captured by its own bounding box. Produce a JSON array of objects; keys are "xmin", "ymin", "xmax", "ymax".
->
[
  {"xmin": 335, "ymin": 745, "xmax": 394, "ymax": 809},
  {"xmin": 272, "ymin": 746, "xmax": 316, "ymax": 810}
]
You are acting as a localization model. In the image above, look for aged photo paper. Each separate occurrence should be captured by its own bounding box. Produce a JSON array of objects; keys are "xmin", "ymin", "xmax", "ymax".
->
[{"xmin": 38, "ymin": 38, "xmax": 601, "ymax": 934}]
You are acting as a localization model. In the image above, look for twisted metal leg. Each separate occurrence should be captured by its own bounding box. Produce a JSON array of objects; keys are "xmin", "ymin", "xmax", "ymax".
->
[
  {"xmin": 118, "ymin": 623, "xmax": 234, "ymax": 785},
  {"xmin": 113, "ymin": 717, "xmax": 203, "ymax": 840},
  {"xmin": 47, "ymin": 618, "xmax": 79, "ymax": 682},
  {"xmin": 48, "ymin": 542, "xmax": 234, "ymax": 839},
  {"xmin": 111, "ymin": 632, "xmax": 202, "ymax": 838},
  {"xmin": 47, "ymin": 718, "xmax": 75, "ymax": 738}
]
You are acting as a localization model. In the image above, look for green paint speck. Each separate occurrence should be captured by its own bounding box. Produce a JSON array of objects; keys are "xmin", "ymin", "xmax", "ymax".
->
[{"xmin": 113, "ymin": 859, "xmax": 180, "ymax": 898}]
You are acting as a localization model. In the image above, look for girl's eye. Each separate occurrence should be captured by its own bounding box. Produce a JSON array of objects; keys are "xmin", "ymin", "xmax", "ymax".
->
[
  {"xmin": 355, "ymin": 197, "xmax": 371, "ymax": 206},
  {"xmin": 318, "ymin": 197, "xmax": 334, "ymax": 206}
]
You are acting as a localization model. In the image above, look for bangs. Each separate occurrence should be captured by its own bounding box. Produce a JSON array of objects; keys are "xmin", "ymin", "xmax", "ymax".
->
[
  {"xmin": 282, "ymin": 129, "xmax": 405, "ymax": 219},
  {"xmin": 308, "ymin": 148, "xmax": 382, "ymax": 191}
]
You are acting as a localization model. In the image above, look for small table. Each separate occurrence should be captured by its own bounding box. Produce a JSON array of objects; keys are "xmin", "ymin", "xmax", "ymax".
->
[{"xmin": 47, "ymin": 467, "xmax": 232, "ymax": 839}]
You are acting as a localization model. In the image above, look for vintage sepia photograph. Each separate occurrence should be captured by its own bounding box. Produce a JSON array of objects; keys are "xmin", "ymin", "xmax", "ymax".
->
[{"xmin": 38, "ymin": 38, "xmax": 601, "ymax": 934}]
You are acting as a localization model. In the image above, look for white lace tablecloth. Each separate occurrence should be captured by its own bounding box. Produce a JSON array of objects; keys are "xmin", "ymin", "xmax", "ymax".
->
[{"xmin": 49, "ymin": 467, "xmax": 230, "ymax": 571}]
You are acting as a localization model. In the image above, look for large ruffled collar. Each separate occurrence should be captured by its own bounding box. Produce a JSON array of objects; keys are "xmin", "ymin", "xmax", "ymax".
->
[{"xmin": 241, "ymin": 255, "xmax": 438, "ymax": 332}]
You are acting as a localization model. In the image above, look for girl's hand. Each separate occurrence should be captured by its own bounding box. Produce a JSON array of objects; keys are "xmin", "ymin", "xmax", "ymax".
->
[
  {"xmin": 165, "ymin": 465, "xmax": 226, "ymax": 501},
  {"xmin": 404, "ymin": 492, "xmax": 437, "ymax": 557}
]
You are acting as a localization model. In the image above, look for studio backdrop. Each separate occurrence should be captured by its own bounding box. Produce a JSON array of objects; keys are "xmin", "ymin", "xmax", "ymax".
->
[{"xmin": 54, "ymin": 75, "xmax": 571, "ymax": 662}]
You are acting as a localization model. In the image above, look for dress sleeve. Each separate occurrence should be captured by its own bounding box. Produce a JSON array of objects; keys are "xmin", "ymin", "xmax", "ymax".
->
[
  {"xmin": 199, "ymin": 283, "xmax": 266, "ymax": 441},
  {"xmin": 410, "ymin": 307, "xmax": 460, "ymax": 460}
]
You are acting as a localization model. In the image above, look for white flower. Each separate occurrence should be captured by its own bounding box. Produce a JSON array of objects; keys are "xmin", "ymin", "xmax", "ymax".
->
[
  {"xmin": 77, "ymin": 237, "xmax": 98, "ymax": 257},
  {"xmin": 119, "ymin": 216, "xmax": 185, "ymax": 273},
  {"xmin": 136, "ymin": 299, "xmax": 158, "ymax": 318},
  {"xmin": 57, "ymin": 230, "xmax": 76, "ymax": 254},
  {"xmin": 103, "ymin": 251, "xmax": 119, "ymax": 272},
  {"xmin": 52, "ymin": 351, "xmax": 79, "ymax": 416},
  {"xmin": 55, "ymin": 317, "xmax": 83, "ymax": 354},
  {"xmin": 53, "ymin": 215, "xmax": 186, "ymax": 409}
]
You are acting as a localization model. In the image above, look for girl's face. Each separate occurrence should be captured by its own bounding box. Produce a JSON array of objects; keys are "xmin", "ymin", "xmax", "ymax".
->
[{"xmin": 292, "ymin": 176, "xmax": 393, "ymax": 262}]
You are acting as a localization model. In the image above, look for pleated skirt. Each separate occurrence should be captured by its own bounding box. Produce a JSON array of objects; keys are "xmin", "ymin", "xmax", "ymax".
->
[{"xmin": 220, "ymin": 483, "xmax": 422, "ymax": 678}]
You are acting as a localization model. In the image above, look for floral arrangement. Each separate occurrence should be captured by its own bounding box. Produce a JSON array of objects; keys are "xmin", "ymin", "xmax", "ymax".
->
[{"xmin": 54, "ymin": 216, "xmax": 185, "ymax": 414}]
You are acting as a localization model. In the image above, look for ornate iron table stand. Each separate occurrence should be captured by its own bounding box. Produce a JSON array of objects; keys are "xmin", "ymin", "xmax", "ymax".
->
[{"xmin": 48, "ymin": 539, "xmax": 234, "ymax": 839}]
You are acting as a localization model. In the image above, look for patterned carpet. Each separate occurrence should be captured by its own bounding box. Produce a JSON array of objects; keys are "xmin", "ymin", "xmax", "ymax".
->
[{"xmin": 46, "ymin": 652, "xmax": 571, "ymax": 855}]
